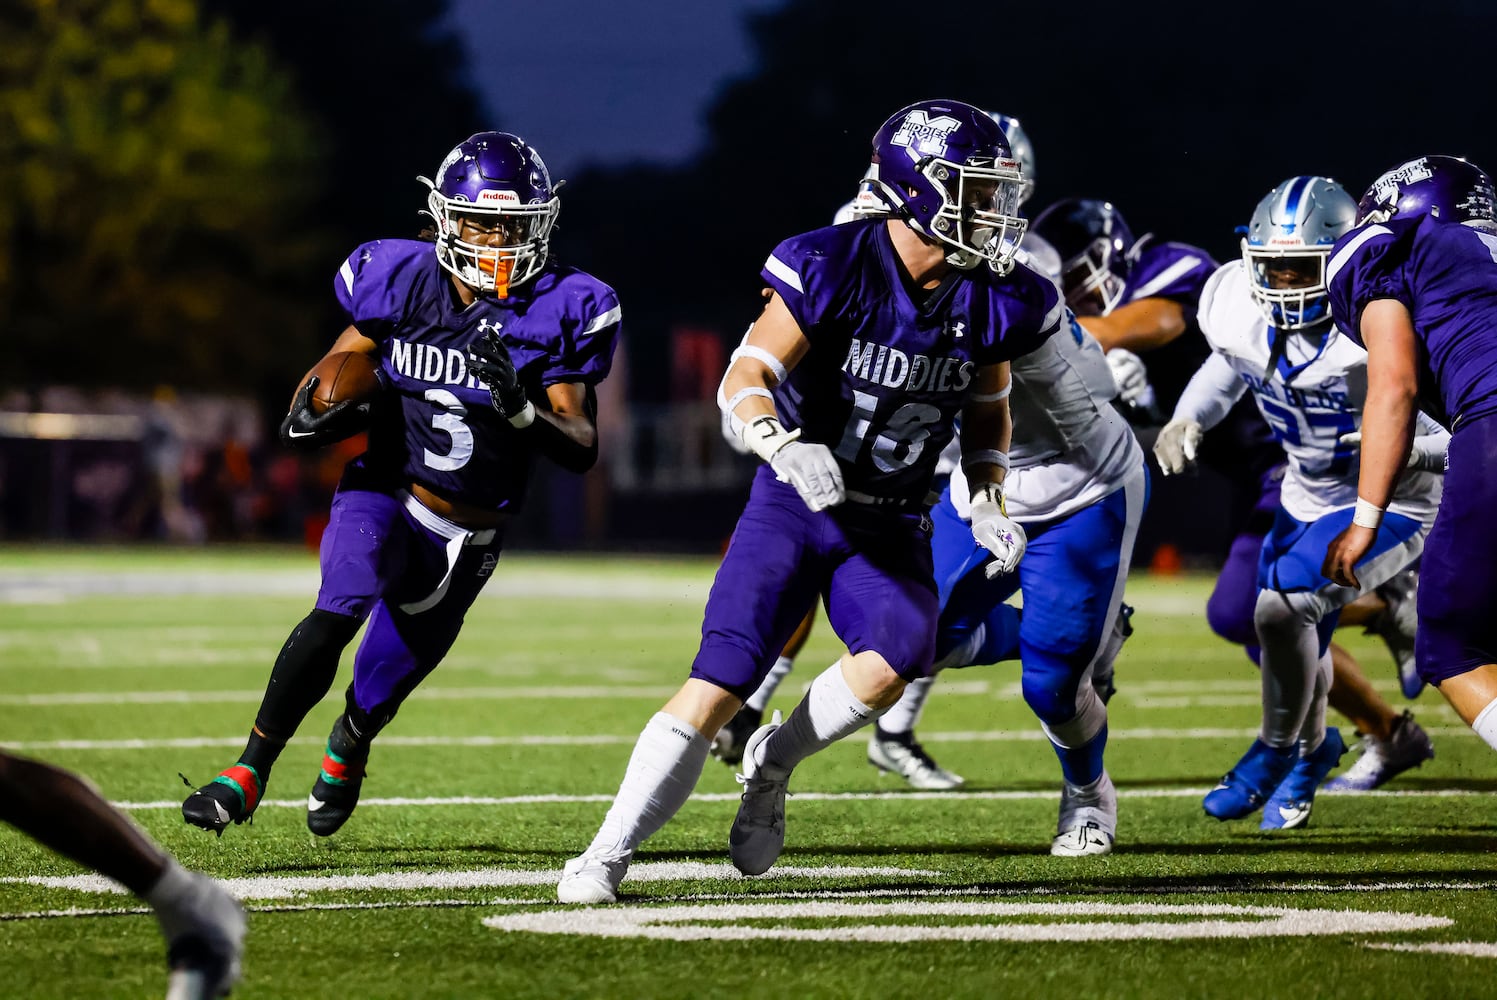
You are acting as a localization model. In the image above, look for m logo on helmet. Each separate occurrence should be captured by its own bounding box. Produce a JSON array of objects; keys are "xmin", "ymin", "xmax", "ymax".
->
[
  {"xmin": 890, "ymin": 111, "xmax": 962, "ymax": 159},
  {"xmin": 1373, "ymin": 158, "xmax": 1433, "ymax": 202}
]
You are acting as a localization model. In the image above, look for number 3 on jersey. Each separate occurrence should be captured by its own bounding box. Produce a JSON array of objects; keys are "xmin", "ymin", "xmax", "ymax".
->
[
  {"xmin": 834, "ymin": 389, "xmax": 942, "ymax": 472},
  {"xmin": 423, "ymin": 388, "xmax": 474, "ymax": 471}
]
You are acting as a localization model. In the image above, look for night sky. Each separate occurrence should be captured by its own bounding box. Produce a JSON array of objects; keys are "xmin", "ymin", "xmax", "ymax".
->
[{"xmin": 445, "ymin": 0, "xmax": 783, "ymax": 178}]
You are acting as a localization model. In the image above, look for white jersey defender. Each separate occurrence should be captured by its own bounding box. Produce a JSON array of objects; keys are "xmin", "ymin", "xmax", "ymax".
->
[{"xmin": 1183, "ymin": 260, "xmax": 1443, "ymax": 523}]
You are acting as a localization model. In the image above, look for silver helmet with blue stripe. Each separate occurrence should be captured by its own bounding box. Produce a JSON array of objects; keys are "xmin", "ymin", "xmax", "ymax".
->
[{"xmin": 1241, "ymin": 176, "xmax": 1356, "ymax": 330}]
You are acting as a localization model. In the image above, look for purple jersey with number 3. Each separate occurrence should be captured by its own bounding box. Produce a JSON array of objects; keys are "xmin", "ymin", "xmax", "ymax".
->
[
  {"xmin": 1327, "ymin": 215, "xmax": 1497, "ymax": 429},
  {"xmin": 760, "ymin": 218, "xmax": 1063, "ymax": 504},
  {"xmin": 335, "ymin": 239, "xmax": 620, "ymax": 511}
]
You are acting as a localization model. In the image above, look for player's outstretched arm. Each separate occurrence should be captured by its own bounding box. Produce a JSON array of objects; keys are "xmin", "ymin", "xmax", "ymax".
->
[
  {"xmin": 1077, "ymin": 297, "xmax": 1186, "ymax": 353},
  {"xmin": 1324, "ymin": 300, "xmax": 1420, "ymax": 588},
  {"xmin": 719, "ymin": 293, "xmax": 843, "ymax": 512},
  {"xmin": 1155, "ymin": 352, "xmax": 1244, "ymax": 475}
]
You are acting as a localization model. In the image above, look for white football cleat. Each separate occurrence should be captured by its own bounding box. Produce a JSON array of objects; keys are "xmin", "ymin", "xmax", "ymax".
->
[
  {"xmin": 1051, "ymin": 772, "xmax": 1117, "ymax": 857},
  {"xmin": 729, "ymin": 711, "xmax": 788, "ymax": 876},
  {"xmin": 556, "ymin": 852, "xmax": 628, "ymax": 904},
  {"xmin": 867, "ymin": 728, "xmax": 964, "ymax": 790}
]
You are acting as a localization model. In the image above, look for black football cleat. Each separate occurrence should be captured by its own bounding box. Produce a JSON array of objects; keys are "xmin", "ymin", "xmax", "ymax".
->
[
  {"xmin": 306, "ymin": 716, "xmax": 369, "ymax": 837},
  {"xmin": 181, "ymin": 766, "xmax": 264, "ymax": 836}
]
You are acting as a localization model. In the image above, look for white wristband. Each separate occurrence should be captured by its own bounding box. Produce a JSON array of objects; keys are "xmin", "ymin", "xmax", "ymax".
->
[
  {"xmin": 740, "ymin": 414, "xmax": 800, "ymax": 464},
  {"xmin": 508, "ymin": 400, "xmax": 536, "ymax": 429},
  {"xmin": 962, "ymin": 450, "xmax": 1011, "ymax": 472},
  {"xmin": 1351, "ymin": 497, "xmax": 1384, "ymax": 529}
]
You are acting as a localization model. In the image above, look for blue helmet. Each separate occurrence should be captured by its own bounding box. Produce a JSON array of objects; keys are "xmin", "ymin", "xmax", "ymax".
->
[
  {"xmin": 420, "ymin": 132, "xmax": 560, "ymax": 296},
  {"xmin": 1356, "ymin": 155, "xmax": 1497, "ymax": 233},
  {"xmin": 869, "ymin": 99, "xmax": 1027, "ymax": 273},
  {"xmin": 1031, "ymin": 198, "xmax": 1136, "ymax": 315},
  {"xmin": 1242, "ymin": 176, "xmax": 1357, "ymax": 331}
]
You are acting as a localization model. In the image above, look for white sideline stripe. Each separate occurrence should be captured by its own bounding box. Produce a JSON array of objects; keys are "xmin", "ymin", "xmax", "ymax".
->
[
  {"xmin": 5, "ymin": 862, "xmax": 937, "ymax": 901},
  {"xmin": 107, "ymin": 785, "xmax": 1492, "ymax": 813},
  {"xmin": 483, "ymin": 900, "xmax": 1451, "ymax": 943},
  {"xmin": 3, "ymin": 725, "xmax": 1479, "ymax": 753},
  {"xmin": 1367, "ymin": 941, "xmax": 1497, "ymax": 958}
]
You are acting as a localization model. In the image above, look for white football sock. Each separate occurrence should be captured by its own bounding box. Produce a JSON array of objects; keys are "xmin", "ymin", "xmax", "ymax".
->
[
  {"xmin": 877, "ymin": 675, "xmax": 935, "ymax": 735},
  {"xmin": 583, "ymin": 712, "xmax": 709, "ymax": 861},
  {"xmin": 745, "ymin": 656, "xmax": 794, "ymax": 713},
  {"xmin": 759, "ymin": 660, "xmax": 882, "ymax": 777},
  {"xmin": 1471, "ymin": 698, "xmax": 1497, "ymax": 753}
]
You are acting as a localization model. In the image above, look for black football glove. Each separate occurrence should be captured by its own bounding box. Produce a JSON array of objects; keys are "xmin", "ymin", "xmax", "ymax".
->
[
  {"xmin": 467, "ymin": 328, "xmax": 535, "ymax": 426},
  {"xmin": 278, "ymin": 376, "xmax": 371, "ymax": 450}
]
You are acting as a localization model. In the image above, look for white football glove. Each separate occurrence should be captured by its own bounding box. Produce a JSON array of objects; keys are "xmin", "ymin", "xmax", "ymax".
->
[
  {"xmin": 1106, "ymin": 348, "xmax": 1150, "ymax": 405},
  {"xmin": 770, "ymin": 440, "xmax": 845, "ymax": 512},
  {"xmin": 969, "ymin": 486, "xmax": 1027, "ymax": 578},
  {"xmin": 1154, "ymin": 418, "xmax": 1203, "ymax": 476}
]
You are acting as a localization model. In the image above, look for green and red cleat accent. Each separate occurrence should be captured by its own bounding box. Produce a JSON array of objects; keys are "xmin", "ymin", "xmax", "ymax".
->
[{"xmin": 182, "ymin": 763, "xmax": 265, "ymax": 836}]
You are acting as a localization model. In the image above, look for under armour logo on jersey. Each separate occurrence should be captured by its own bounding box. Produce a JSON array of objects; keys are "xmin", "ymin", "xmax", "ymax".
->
[
  {"xmin": 477, "ymin": 318, "xmax": 503, "ymax": 335},
  {"xmin": 890, "ymin": 111, "xmax": 961, "ymax": 159},
  {"xmin": 950, "ymin": 320, "xmax": 966, "ymax": 339}
]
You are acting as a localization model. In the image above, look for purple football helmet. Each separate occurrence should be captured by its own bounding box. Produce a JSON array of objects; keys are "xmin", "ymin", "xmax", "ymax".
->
[
  {"xmin": 869, "ymin": 99, "xmax": 1027, "ymax": 273},
  {"xmin": 1031, "ymin": 198, "xmax": 1137, "ymax": 316},
  {"xmin": 1356, "ymin": 155, "xmax": 1497, "ymax": 233},
  {"xmin": 420, "ymin": 132, "xmax": 560, "ymax": 296}
]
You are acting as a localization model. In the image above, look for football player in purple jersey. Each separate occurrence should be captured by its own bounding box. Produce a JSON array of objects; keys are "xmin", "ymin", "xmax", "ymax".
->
[
  {"xmin": 1323, "ymin": 155, "xmax": 1497, "ymax": 751},
  {"xmin": 181, "ymin": 132, "xmax": 620, "ymax": 837},
  {"xmin": 558, "ymin": 99, "xmax": 1063, "ymax": 904},
  {"xmin": 1, "ymin": 751, "xmax": 245, "ymax": 998}
]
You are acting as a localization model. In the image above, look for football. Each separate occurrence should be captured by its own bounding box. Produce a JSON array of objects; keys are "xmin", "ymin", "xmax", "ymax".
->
[{"xmin": 307, "ymin": 351, "xmax": 382, "ymax": 413}]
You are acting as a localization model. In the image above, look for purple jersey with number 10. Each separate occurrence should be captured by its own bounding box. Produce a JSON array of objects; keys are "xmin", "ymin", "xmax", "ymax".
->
[
  {"xmin": 335, "ymin": 239, "xmax": 620, "ymax": 511},
  {"xmin": 760, "ymin": 218, "xmax": 1063, "ymax": 505},
  {"xmin": 1326, "ymin": 215, "xmax": 1497, "ymax": 429}
]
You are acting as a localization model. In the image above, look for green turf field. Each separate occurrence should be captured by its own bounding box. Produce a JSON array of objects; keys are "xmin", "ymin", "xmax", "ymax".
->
[{"xmin": 2, "ymin": 547, "xmax": 1495, "ymax": 999}]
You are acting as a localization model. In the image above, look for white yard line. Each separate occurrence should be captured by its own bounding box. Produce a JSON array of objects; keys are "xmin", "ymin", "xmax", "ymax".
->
[
  {"xmin": 1367, "ymin": 941, "xmax": 1497, "ymax": 958},
  {"xmin": 4, "ymin": 862, "xmax": 938, "ymax": 900}
]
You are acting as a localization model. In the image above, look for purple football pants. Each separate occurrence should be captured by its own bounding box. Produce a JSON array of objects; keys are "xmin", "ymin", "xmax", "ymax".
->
[
  {"xmin": 689, "ymin": 466, "xmax": 938, "ymax": 699},
  {"xmin": 1417, "ymin": 412, "xmax": 1497, "ymax": 683},
  {"xmin": 315, "ymin": 488, "xmax": 505, "ymax": 714}
]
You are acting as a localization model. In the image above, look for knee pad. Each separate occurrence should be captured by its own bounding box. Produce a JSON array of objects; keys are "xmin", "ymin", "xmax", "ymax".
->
[{"xmin": 1253, "ymin": 588, "xmax": 1325, "ymax": 639}]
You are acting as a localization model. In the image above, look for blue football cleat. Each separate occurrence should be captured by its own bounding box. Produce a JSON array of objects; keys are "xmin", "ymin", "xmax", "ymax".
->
[
  {"xmin": 1202, "ymin": 740, "xmax": 1298, "ymax": 820},
  {"xmin": 1261, "ymin": 729, "xmax": 1348, "ymax": 830}
]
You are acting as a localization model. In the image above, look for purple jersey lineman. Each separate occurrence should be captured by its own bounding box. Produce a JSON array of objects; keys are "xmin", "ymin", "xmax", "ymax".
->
[
  {"xmin": 336, "ymin": 239, "xmax": 620, "ymax": 511},
  {"xmin": 1327, "ymin": 214, "xmax": 1497, "ymax": 681},
  {"xmin": 1327, "ymin": 215, "xmax": 1497, "ymax": 429},
  {"xmin": 761, "ymin": 218, "xmax": 1063, "ymax": 505}
]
